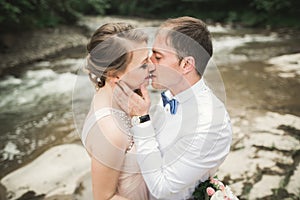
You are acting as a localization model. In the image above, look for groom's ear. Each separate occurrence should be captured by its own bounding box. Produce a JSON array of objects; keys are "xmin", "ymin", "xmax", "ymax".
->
[{"xmin": 180, "ymin": 56, "xmax": 195, "ymax": 74}]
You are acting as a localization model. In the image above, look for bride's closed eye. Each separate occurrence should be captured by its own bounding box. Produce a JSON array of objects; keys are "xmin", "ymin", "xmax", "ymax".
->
[{"xmin": 139, "ymin": 63, "xmax": 148, "ymax": 69}]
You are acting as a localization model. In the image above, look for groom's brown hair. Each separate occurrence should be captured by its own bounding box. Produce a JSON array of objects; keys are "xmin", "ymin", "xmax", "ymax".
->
[{"xmin": 160, "ymin": 16, "xmax": 213, "ymax": 76}]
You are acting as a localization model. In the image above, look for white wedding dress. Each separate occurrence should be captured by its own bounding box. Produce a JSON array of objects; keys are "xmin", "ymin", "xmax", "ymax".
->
[{"xmin": 81, "ymin": 107, "xmax": 149, "ymax": 200}]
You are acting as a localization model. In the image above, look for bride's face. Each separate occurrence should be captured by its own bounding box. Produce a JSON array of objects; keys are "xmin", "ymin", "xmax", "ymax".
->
[{"xmin": 119, "ymin": 42, "xmax": 153, "ymax": 90}]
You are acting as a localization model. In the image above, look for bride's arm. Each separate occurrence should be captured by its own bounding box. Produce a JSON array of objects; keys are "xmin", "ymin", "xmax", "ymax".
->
[
  {"xmin": 86, "ymin": 115, "xmax": 130, "ymax": 200},
  {"xmin": 91, "ymin": 157, "xmax": 129, "ymax": 200}
]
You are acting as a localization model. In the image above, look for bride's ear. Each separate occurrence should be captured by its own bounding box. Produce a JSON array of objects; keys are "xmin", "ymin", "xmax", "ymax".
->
[
  {"xmin": 180, "ymin": 56, "xmax": 195, "ymax": 74},
  {"xmin": 111, "ymin": 75, "xmax": 120, "ymax": 85},
  {"xmin": 106, "ymin": 70, "xmax": 120, "ymax": 85}
]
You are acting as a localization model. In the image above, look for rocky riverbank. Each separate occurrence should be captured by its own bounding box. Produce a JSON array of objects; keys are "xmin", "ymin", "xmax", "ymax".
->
[
  {"xmin": 0, "ymin": 25, "xmax": 89, "ymax": 77},
  {"xmin": 0, "ymin": 16, "xmax": 299, "ymax": 200}
]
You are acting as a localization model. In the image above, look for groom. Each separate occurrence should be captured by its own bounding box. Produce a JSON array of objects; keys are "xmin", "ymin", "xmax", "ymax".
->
[{"xmin": 115, "ymin": 16, "xmax": 232, "ymax": 200}]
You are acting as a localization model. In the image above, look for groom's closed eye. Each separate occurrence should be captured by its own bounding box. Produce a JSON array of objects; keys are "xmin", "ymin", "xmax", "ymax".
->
[
  {"xmin": 154, "ymin": 54, "xmax": 161, "ymax": 60},
  {"xmin": 155, "ymin": 56, "xmax": 161, "ymax": 61},
  {"xmin": 152, "ymin": 51, "xmax": 162, "ymax": 62}
]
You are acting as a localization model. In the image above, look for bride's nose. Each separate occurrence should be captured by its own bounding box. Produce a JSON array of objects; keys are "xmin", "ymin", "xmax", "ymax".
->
[{"xmin": 148, "ymin": 63, "xmax": 155, "ymax": 73}]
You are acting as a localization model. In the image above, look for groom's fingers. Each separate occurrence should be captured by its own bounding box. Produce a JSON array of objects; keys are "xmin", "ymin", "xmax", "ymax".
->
[
  {"xmin": 114, "ymin": 83, "xmax": 130, "ymax": 113},
  {"xmin": 115, "ymin": 81, "xmax": 142, "ymax": 115},
  {"xmin": 118, "ymin": 80, "xmax": 134, "ymax": 97},
  {"xmin": 116, "ymin": 81, "xmax": 139, "ymax": 110},
  {"xmin": 115, "ymin": 80, "xmax": 151, "ymax": 116},
  {"xmin": 118, "ymin": 80, "xmax": 146, "ymax": 106},
  {"xmin": 115, "ymin": 82, "xmax": 126, "ymax": 97},
  {"xmin": 140, "ymin": 84, "xmax": 150, "ymax": 104}
]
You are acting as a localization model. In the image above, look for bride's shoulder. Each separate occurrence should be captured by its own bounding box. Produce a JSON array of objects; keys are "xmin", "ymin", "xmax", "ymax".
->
[
  {"xmin": 86, "ymin": 109, "xmax": 128, "ymax": 149},
  {"xmin": 85, "ymin": 90, "xmax": 129, "ymax": 150}
]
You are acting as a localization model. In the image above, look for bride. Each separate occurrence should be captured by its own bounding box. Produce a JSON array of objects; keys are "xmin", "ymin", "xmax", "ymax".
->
[{"xmin": 81, "ymin": 22, "xmax": 153, "ymax": 200}]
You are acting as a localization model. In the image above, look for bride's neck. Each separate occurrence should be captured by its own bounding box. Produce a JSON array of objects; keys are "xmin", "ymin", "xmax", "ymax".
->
[{"xmin": 97, "ymin": 82, "xmax": 123, "ymax": 111}]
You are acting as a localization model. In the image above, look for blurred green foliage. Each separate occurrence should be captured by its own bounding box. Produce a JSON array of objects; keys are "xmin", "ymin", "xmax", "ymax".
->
[
  {"xmin": 0, "ymin": 0, "xmax": 109, "ymax": 32},
  {"xmin": 0, "ymin": 0, "xmax": 299, "ymax": 32},
  {"xmin": 106, "ymin": 0, "xmax": 300, "ymax": 27}
]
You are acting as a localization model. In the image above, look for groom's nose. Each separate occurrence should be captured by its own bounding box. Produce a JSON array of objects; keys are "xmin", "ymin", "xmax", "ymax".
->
[
  {"xmin": 147, "ymin": 55, "xmax": 156, "ymax": 72},
  {"xmin": 148, "ymin": 62, "xmax": 156, "ymax": 73}
]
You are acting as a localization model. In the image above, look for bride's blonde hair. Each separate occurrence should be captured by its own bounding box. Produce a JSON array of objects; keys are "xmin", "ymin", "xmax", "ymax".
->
[{"xmin": 86, "ymin": 23, "xmax": 147, "ymax": 89}]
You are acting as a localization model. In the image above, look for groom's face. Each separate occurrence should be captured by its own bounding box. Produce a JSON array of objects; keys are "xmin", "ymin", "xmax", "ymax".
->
[{"xmin": 150, "ymin": 32, "xmax": 184, "ymax": 90}]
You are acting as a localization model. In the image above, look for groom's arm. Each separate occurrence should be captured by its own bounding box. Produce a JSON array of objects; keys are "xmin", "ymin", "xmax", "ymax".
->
[
  {"xmin": 114, "ymin": 81, "xmax": 232, "ymax": 198},
  {"xmin": 131, "ymin": 112, "xmax": 232, "ymax": 199}
]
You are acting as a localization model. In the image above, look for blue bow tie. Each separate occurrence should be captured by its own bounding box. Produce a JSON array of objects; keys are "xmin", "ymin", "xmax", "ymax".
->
[{"xmin": 161, "ymin": 92, "xmax": 178, "ymax": 115}]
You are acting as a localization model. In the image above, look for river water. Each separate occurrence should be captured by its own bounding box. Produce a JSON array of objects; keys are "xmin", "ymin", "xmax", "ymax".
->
[{"xmin": 0, "ymin": 18, "xmax": 300, "ymax": 181}]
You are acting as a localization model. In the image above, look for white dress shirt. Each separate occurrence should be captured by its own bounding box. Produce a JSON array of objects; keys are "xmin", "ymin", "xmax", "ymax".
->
[{"xmin": 131, "ymin": 79, "xmax": 232, "ymax": 200}]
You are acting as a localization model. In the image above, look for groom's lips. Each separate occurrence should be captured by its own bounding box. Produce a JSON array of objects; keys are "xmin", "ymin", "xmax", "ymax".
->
[
  {"xmin": 150, "ymin": 74, "xmax": 156, "ymax": 79},
  {"xmin": 148, "ymin": 73, "xmax": 156, "ymax": 79},
  {"xmin": 146, "ymin": 74, "xmax": 155, "ymax": 79}
]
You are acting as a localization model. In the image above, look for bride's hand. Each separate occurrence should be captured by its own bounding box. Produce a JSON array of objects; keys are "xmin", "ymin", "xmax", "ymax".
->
[{"xmin": 114, "ymin": 80, "xmax": 151, "ymax": 117}]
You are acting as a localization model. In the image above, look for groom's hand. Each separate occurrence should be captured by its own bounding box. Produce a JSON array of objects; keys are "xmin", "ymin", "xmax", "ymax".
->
[{"xmin": 114, "ymin": 80, "xmax": 151, "ymax": 117}]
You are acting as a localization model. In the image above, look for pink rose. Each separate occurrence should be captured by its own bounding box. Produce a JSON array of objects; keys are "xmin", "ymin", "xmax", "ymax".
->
[{"xmin": 206, "ymin": 187, "xmax": 216, "ymax": 196}]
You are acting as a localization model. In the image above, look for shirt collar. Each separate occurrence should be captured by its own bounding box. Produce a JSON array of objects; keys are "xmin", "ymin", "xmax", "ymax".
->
[{"xmin": 173, "ymin": 78, "xmax": 206, "ymax": 103}]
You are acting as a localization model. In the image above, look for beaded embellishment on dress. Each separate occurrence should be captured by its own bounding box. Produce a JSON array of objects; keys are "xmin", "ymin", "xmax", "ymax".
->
[{"xmin": 112, "ymin": 109, "xmax": 134, "ymax": 153}]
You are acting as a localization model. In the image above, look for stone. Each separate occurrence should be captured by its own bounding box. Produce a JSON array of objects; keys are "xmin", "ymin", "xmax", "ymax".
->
[
  {"xmin": 266, "ymin": 53, "xmax": 300, "ymax": 78},
  {"xmin": 1, "ymin": 144, "xmax": 90, "ymax": 199},
  {"xmin": 286, "ymin": 163, "xmax": 300, "ymax": 196},
  {"xmin": 253, "ymin": 112, "xmax": 300, "ymax": 134},
  {"xmin": 256, "ymin": 150, "xmax": 294, "ymax": 166},
  {"xmin": 249, "ymin": 175, "xmax": 282, "ymax": 200},
  {"xmin": 247, "ymin": 132, "xmax": 300, "ymax": 152},
  {"xmin": 218, "ymin": 148, "xmax": 257, "ymax": 181},
  {"xmin": 269, "ymin": 166, "xmax": 285, "ymax": 174},
  {"xmin": 229, "ymin": 181, "xmax": 244, "ymax": 197},
  {"xmin": 0, "ymin": 26, "xmax": 88, "ymax": 75},
  {"xmin": 73, "ymin": 172, "xmax": 93, "ymax": 200},
  {"xmin": 251, "ymin": 157, "xmax": 276, "ymax": 172}
]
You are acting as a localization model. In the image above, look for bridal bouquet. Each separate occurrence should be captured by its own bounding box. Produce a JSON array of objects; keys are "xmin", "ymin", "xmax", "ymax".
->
[{"xmin": 192, "ymin": 177, "xmax": 239, "ymax": 200}]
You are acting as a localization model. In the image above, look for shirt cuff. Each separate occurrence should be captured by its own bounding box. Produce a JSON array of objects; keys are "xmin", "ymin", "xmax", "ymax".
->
[{"xmin": 130, "ymin": 120, "xmax": 155, "ymax": 139}]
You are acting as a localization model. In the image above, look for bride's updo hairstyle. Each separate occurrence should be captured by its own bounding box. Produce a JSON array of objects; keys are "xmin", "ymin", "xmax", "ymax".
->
[{"xmin": 86, "ymin": 23, "xmax": 147, "ymax": 89}]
